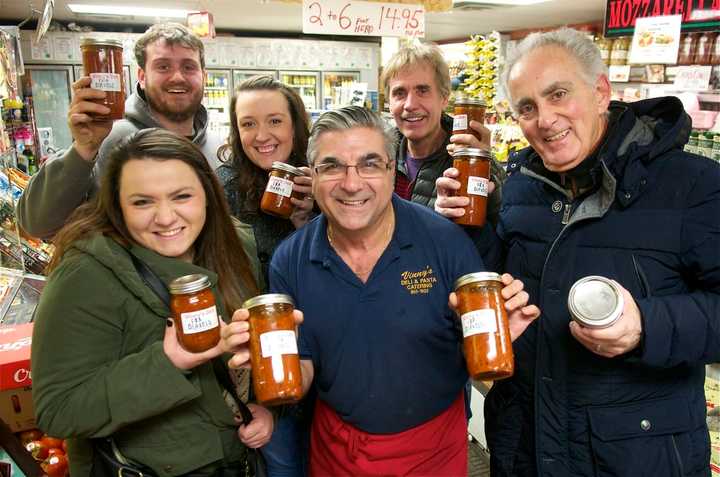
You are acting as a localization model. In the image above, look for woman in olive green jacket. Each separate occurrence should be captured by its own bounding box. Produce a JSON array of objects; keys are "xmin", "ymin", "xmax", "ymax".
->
[{"xmin": 31, "ymin": 129, "xmax": 271, "ymax": 477}]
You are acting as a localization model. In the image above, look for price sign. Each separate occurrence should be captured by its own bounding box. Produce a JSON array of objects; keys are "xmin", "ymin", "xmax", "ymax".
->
[
  {"xmin": 303, "ymin": 0, "xmax": 425, "ymax": 38},
  {"xmin": 673, "ymin": 65, "xmax": 712, "ymax": 91}
]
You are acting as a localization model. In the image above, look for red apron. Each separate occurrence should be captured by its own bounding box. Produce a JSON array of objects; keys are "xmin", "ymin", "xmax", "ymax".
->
[{"xmin": 310, "ymin": 392, "xmax": 467, "ymax": 477}]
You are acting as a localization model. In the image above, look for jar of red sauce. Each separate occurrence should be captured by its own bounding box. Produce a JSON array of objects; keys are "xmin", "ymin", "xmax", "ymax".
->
[
  {"xmin": 169, "ymin": 274, "xmax": 221, "ymax": 353},
  {"xmin": 452, "ymin": 147, "xmax": 492, "ymax": 227},
  {"xmin": 260, "ymin": 162, "xmax": 304, "ymax": 219},
  {"xmin": 80, "ymin": 38, "xmax": 125, "ymax": 121},
  {"xmin": 243, "ymin": 293, "xmax": 303, "ymax": 406},
  {"xmin": 454, "ymin": 272, "xmax": 513, "ymax": 380},
  {"xmin": 452, "ymin": 96, "xmax": 487, "ymax": 140}
]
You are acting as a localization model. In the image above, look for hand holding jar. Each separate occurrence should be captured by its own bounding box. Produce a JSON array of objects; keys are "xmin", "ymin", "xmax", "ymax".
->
[
  {"xmin": 434, "ymin": 165, "xmax": 496, "ymax": 220},
  {"xmin": 67, "ymin": 76, "xmax": 115, "ymax": 162},
  {"xmin": 447, "ymin": 120, "xmax": 492, "ymax": 155},
  {"xmin": 163, "ymin": 318, "xmax": 228, "ymax": 371},
  {"xmin": 289, "ymin": 166, "xmax": 315, "ymax": 229}
]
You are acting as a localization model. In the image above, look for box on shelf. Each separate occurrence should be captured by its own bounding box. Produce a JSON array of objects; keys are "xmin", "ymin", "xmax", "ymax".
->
[{"xmin": 0, "ymin": 323, "xmax": 33, "ymax": 432}]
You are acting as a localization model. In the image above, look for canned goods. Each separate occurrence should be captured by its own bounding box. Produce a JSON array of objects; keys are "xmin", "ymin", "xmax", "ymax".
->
[{"xmin": 567, "ymin": 276, "xmax": 624, "ymax": 328}]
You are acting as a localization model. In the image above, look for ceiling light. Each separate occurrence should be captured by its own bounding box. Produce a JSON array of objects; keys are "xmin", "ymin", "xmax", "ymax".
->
[
  {"xmin": 67, "ymin": 4, "xmax": 193, "ymax": 18},
  {"xmin": 453, "ymin": 0, "xmax": 550, "ymax": 5}
]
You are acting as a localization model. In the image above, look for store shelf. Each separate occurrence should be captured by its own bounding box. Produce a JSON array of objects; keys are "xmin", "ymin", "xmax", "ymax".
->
[{"xmin": 205, "ymin": 86, "xmax": 228, "ymax": 91}]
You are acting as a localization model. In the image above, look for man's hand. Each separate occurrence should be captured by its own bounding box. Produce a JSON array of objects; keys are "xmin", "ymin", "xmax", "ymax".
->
[
  {"xmin": 290, "ymin": 166, "xmax": 315, "ymax": 229},
  {"xmin": 237, "ymin": 404, "xmax": 274, "ymax": 448},
  {"xmin": 449, "ymin": 273, "xmax": 539, "ymax": 342},
  {"xmin": 447, "ymin": 120, "xmax": 491, "ymax": 154},
  {"xmin": 68, "ymin": 77, "xmax": 114, "ymax": 162},
  {"xmin": 569, "ymin": 282, "xmax": 643, "ymax": 357},
  {"xmin": 434, "ymin": 167, "xmax": 495, "ymax": 219},
  {"xmin": 222, "ymin": 308, "xmax": 304, "ymax": 369}
]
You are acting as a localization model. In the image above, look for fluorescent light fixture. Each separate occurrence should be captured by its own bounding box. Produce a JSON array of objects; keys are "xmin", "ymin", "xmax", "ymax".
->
[
  {"xmin": 67, "ymin": 4, "xmax": 193, "ymax": 18},
  {"xmin": 453, "ymin": 0, "xmax": 550, "ymax": 5}
]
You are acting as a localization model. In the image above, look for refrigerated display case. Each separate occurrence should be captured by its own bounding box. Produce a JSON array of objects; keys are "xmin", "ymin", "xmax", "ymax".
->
[
  {"xmin": 322, "ymin": 71, "xmax": 361, "ymax": 109},
  {"xmin": 21, "ymin": 66, "xmax": 73, "ymax": 153},
  {"xmin": 280, "ymin": 71, "xmax": 320, "ymax": 110},
  {"xmin": 203, "ymin": 70, "xmax": 231, "ymax": 139},
  {"xmin": 233, "ymin": 70, "xmax": 277, "ymax": 86}
]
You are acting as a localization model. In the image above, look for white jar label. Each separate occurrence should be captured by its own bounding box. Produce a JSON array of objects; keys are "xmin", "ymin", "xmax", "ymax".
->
[
  {"xmin": 467, "ymin": 176, "xmax": 489, "ymax": 196},
  {"xmin": 260, "ymin": 330, "xmax": 298, "ymax": 358},
  {"xmin": 90, "ymin": 73, "xmax": 121, "ymax": 92},
  {"xmin": 461, "ymin": 309, "xmax": 497, "ymax": 337},
  {"xmin": 180, "ymin": 305, "xmax": 218, "ymax": 335},
  {"xmin": 265, "ymin": 175, "xmax": 294, "ymax": 198},
  {"xmin": 453, "ymin": 114, "xmax": 468, "ymax": 132}
]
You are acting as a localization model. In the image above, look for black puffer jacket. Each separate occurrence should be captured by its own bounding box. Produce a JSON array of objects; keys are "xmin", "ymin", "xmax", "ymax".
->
[{"xmin": 486, "ymin": 97, "xmax": 720, "ymax": 477}]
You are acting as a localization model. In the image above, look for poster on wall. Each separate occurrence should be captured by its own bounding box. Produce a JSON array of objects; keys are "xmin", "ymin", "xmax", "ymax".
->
[
  {"xmin": 628, "ymin": 15, "xmax": 681, "ymax": 64},
  {"xmin": 604, "ymin": 0, "xmax": 720, "ymax": 37}
]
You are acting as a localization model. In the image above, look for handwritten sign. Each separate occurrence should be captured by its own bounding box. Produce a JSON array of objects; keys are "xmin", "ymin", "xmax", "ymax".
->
[
  {"xmin": 628, "ymin": 15, "xmax": 681, "ymax": 65},
  {"xmin": 673, "ymin": 65, "xmax": 712, "ymax": 91},
  {"xmin": 303, "ymin": 0, "xmax": 425, "ymax": 38}
]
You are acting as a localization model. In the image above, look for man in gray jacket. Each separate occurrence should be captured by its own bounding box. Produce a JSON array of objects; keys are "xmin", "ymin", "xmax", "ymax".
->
[{"xmin": 17, "ymin": 23, "xmax": 222, "ymax": 239}]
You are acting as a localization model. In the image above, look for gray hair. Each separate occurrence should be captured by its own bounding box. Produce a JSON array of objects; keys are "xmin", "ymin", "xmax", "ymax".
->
[
  {"xmin": 381, "ymin": 42, "xmax": 451, "ymax": 99},
  {"xmin": 307, "ymin": 106, "xmax": 398, "ymax": 165},
  {"xmin": 501, "ymin": 27, "xmax": 607, "ymax": 103},
  {"xmin": 134, "ymin": 22, "xmax": 205, "ymax": 69}
]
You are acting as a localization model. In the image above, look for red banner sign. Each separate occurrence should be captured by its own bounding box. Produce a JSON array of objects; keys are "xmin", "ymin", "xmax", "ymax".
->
[{"xmin": 604, "ymin": 0, "xmax": 720, "ymax": 37}]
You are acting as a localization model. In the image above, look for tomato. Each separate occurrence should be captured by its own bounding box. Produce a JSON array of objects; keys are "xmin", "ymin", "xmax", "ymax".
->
[
  {"xmin": 41, "ymin": 453, "xmax": 69, "ymax": 477},
  {"xmin": 47, "ymin": 447, "xmax": 65, "ymax": 457},
  {"xmin": 40, "ymin": 436, "xmax": 64, "ymax": 450},
  {"xmin": 16, "ymin": 429, "xmax": 43, "ymax": 445},
  {"xmin": 25, "ymin": 440, "xmax": 49, "ymax": 461}
]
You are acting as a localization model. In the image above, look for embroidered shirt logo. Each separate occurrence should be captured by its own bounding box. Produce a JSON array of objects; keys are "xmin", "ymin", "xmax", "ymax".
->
[{"xmin": 401, "ymin": 266, "xmax": 437, "ymax": 295}]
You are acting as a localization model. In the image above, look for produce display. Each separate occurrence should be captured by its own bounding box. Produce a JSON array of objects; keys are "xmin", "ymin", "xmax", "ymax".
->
[{"xmin": 17, "ymin": 429, "xmax": 69, "ymax": 477}]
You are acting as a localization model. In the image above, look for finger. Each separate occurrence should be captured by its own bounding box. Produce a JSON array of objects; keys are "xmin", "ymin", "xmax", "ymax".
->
[
  {"xmin": 442, "ymin": 167, "xmax": 461, "ymax": 179},
  {"xmin": 231, "ymin": 308, "xmax": 250, "ymax": 323},
  {"xmin": 435, "ymin": 195, "xmax": 469, "ymax": 208},
  {"xmin": 228, "ymin": 349, "xmax": 252, "ymax": 369},
  {"xmin": 290, "ymin": 197, "xmax": 313, "ymax": 209},
  {"xmin": 436, "ymin": 176, "xmax": 462, "ymax": 192},
  {"xmin": 70, "ymin": 100, "xmax": 111, "ymax": 116},
  {"xmin": 448, "ymin": 292, "xmax": 458, "ymax": 312},
  {"xmin": 72, "ymin": 88, "xmax": 107, "ymax": 101},
  {"xmin": 505, "ymin": 290, "xmax": 529, "ymax": 312},
  {"xmin": 296, "ymin": 166, "xmax": 311, "ymax": 176},
  {"xmin": 293, "ymin": 175, "xmax": 313, "ymax": 187},
  {"xmin": 468, "ymin": 121, "xmax": 491, "ymax": 146},
  {"xmin": 449, "ymin": 132, "xmax": 482, "ymax": 149},
  {"xmin": 501, "ymin": 277, "xmax": 524, "ymax": 301},
  {"xmin": 521, "ymin": 305, "xmax": 541, "ymax": 320},
  {"xmin": 293, "ymin": 309, "xmax": 304, "ymax": 326},
  {"xmin": 435, "ymin": 205, "xmax": 466, "ymax": 219},
  {"xmin": 72, "ymin": 76, "xmax": 93, "ymax": 89}
]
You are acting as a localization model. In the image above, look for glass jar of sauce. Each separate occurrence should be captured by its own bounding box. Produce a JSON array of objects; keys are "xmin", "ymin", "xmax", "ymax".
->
[
  {"xmin": 169, "ymin": 274, "xmax": 221, "ymax": 353},
  {"xmin": 596, "ymin": 37, "xmax": 614, "ymax": 66},
  {"xmin": 567, "ymin": 276, "xmax": 624, "ymax": 329},
  {"xmin": 260, "ymin": 162, "xmax": 304, "ymax": 219},
  {"xmin": 80, "ymin": 38, "xmax": 125, "ymax": 120},
  {"xmin": 452, "ymin": 96, "xmax": 487, "ymax": 140},
  {"xmin": 452, "ymin": 147, "xmax": 491, "ymax": 227},
  {"xmin": 243, "ymin": 293, "xmax": 302, "ymax": 406},
  {"xmin": 454, "ymin": 272, "xmax": 513, "ymax": 380}
]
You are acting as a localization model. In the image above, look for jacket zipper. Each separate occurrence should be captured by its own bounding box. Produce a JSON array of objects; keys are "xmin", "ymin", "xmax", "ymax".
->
[
  {"xmin": 561, "ymin": 203, "xmax": 572, "ymax": 225},
  {"xmin": 670, "ymin": 435, "xmax": 685, "ymax": 476}
]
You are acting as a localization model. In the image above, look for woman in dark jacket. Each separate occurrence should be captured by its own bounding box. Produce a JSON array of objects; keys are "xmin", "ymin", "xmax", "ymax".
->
[{"xmin": 31, "ymin": 129, "xmax": 273, "ymax": 477}]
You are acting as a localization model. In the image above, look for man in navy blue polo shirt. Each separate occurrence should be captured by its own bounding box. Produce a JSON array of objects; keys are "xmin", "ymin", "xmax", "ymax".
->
[{"xmin": 222, "ymin": 106, "xmax": 539, "ymax": 475}]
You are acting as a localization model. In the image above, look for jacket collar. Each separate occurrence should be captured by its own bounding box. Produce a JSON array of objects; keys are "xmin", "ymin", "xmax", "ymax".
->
[{"xmin": 395, "ymin": 113, "xmax": 453, "ymax": 175}]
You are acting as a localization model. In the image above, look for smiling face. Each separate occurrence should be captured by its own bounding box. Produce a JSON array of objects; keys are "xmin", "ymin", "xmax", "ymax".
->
[
  {"xmin": 387, "ymin": 62, "xmax": 448, "ymax": 156},
  {"xmin": 312, "ymin": 127, "xmax": 395, "ymax": 240},
  {"xmin": 120, "ymin": 158, "xmax": 207, "ymax": 262},
  {"xmin": 508, "ymin": 45, "xmax": 611, "ymax": 172},
  {"xmin": 138, "ymin": 39, "xmax": 205, "ymax": 123},
  {"xmin": 235, "ymin": 89, "xmax": 295, "ymax": 171}
]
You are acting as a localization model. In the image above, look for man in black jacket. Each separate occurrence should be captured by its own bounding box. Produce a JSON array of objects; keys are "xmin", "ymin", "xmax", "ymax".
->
[{"xmin": 381, "ymin": 42, "xmax": 503, "ymax": 217}]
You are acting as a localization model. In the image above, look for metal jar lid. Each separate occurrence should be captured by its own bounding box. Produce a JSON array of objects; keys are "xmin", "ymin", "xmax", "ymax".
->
[
  {"xmin": 568, "ymin": 276, "xmax": 624, "ymax": 329},
  {"xmin": 271, "ymin": 161, "xmax": 303, "ymax": 176},
  {"xmin": 454, "ymin": 272, "xmax": 502, "ymax": 291},
  {"xmin": 454, "ymin": 96, "xmax": 487, "ymax": 107},
  {"xmin": 452, "ymin": 147, "xmax": 492, "ymax": 159},
  {"xmin": 242, "ymin": 293, "xmax": 295, "ymax": 310},
  {"xmin": 168, "ymin": 274, "xmax": 211, "ymax": 295},
  {"xmin": 80, "ymin": 38, "xmax": 123, "ymax": 49}
]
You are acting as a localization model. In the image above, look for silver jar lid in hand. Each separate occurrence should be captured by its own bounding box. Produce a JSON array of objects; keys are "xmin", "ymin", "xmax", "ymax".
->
[{"xmin": 568, "ymin": 276, "xmax": 624, "ymax": 328}]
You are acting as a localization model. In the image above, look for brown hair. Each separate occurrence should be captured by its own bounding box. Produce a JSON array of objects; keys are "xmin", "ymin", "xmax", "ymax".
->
[
  {"xmin": 134, "ymin": 22, "xmax": 205, "ymax": 69},
  {"xmin": 49, "ymin": 128, "xmax": 257, "ymax": 312},
  {"xmin": 217, "ymin": 75, "xmax": 310, "ymax": 212}
]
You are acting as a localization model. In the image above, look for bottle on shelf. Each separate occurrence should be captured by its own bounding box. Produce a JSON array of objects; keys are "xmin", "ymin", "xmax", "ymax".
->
[
  {"xmin": 694, "ymin": 32, "xmax": 715, "ymax": 65},
  {"xmin": 677, "ymin": 33, "xmax": 698, "ymax": 65}
]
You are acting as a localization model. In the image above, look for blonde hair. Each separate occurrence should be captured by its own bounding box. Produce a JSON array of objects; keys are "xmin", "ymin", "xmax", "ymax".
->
[{"xmin": 381, "ymin": 42, "xmax": 450, "ymax": 99}]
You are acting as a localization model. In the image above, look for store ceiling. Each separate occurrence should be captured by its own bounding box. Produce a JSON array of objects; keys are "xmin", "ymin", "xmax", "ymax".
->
[{"xmin": 0, "ymin": 0, "xmax": 607, "ymax": 41}]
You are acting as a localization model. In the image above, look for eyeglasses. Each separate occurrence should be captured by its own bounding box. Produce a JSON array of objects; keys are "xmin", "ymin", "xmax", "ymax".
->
[{"xmin": 313, "ymin": 158, "xmax": 393, "ymax": 181}]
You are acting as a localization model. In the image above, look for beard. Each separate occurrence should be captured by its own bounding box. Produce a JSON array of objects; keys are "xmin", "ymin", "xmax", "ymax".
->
[{"xmin": 144, "ymin": 82, "xmax": 203, "ymax": 123}]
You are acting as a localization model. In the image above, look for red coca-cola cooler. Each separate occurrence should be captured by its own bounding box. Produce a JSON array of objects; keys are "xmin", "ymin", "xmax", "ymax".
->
[{"xmin": 0, "ymin": 323, "xmax": 33, "ymax": 432}]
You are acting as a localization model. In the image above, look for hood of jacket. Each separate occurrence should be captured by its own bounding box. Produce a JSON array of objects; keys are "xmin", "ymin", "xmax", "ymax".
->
[
  {"xmin": 67, "ymin": 233, "xmax": 219, "ymax": 318},
  {"xmin": 124, "ymin": 82, "xmax": 211, "ymax": 146}
]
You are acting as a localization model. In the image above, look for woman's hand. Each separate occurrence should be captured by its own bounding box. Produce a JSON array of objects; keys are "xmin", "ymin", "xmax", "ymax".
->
[
  {"xmin": 163, "ymin": 319, "xmax": 227, "ymax": 370},
  {"xmin": 290, "ymin": 166, "xmax": 314, "ymax": 229},
  {"xmin": 237, "ymin": 404, "xmax": 274, "ymax": 448},
  {"xmin": 222, "ymin": 308, "xmax": 304, "ymax": 369},
  {"xmin": 449, "ymin": 273, "xmax": 539, "ymax": 342}
]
